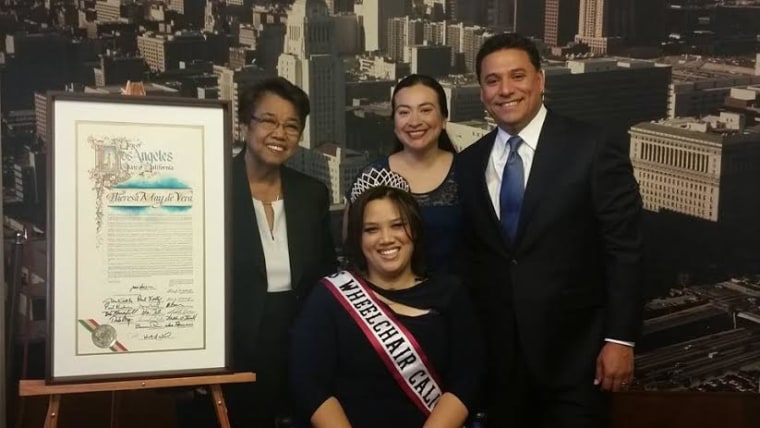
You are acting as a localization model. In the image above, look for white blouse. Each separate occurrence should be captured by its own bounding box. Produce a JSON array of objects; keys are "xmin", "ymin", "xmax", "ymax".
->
[{"xmin": 252, "ymin": 198, "xmax": 292, "ymax": 293}]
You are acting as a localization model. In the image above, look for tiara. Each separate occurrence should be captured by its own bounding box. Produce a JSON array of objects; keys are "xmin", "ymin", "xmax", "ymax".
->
[{"xmin": 349, "ymin": 168, "xmax": 410, "ymax": 203}]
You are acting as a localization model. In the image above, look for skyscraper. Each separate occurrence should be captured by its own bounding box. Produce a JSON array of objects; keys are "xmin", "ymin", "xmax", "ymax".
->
[
  {"xmin": 544, "ymin": 0, "xmax": 580, "ymax": 47},
  {"xmin": 354, "ymin": 0, "xmax": 408, "ymax": 53},
  {"xmin": 446, "ymin": 0, "xmax": 482, "ymax": 25},
  {"xmin": 484, "ymin": 0, "xmax": 512, "ymax": 29},
  {"xmin": 513, "ymin": 0, "xmax": 544, "ymax": 37},
  {"xmin": 387, "ymin": 16, "xmax": 424, "ymax": 62},
  {"xmin": 575, "ymin": 0, "xmax": 633, "ymax": 54},
  {"xmin": 278, "ymin": 0, "xmax": 346, "ymax": 148},
  {"xmin": 325, "ymin": 0, "xmax": 354, "ymax": 13}
]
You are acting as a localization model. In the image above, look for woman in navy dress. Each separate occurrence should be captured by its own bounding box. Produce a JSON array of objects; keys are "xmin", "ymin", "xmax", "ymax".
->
[
  {"xmin": 349, "ymin": 74, "xmax": 461, "ymax": 274},
  {"xmin": 291, "ymin": 185, "xmax": 484, "ymax": 428}
]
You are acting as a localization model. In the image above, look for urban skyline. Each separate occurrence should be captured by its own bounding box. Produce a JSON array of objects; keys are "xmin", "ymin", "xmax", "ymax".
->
[{"xmin": 1, "ymin": 0, "xmax": 760, "ymax": 396}]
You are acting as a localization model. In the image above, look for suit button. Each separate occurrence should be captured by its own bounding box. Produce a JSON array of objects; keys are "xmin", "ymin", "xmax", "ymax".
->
[{"xmin": 511, "ymin": 259, "xmax": 518, "ymax": 265}]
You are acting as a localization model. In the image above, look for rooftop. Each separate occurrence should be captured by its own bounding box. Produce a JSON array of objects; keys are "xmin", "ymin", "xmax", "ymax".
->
[{"xmin": 632, "ymin": 112, "xmax": 760, "ymax": 142}]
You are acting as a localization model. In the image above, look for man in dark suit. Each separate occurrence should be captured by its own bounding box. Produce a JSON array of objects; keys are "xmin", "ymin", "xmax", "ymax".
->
[{"xmin": 456, "ymin": 33, "xmax": 643, "ymax": 427}]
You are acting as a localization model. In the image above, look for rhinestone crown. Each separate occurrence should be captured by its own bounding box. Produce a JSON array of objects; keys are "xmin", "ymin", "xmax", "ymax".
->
[{"xmin": 349, "ymin": 168, "xmax": 410, "ymax": 203}]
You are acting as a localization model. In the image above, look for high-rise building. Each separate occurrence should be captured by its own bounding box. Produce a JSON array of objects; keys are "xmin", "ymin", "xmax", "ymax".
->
[
  {"xmin": 422, "ymin": 0, "xmax": 446, "ymax": 20},
  {"xmin": 445, "ymin": 0, "xmax": 481, "ymax": 25},
  {"xmin": 2, "ymin": 32, "xmax": 68, "ymax": 111},
  {"xmin": 252, "ymin": 5, "xmax": 288, "ymax": 26},
  {"xmin": 251, "ymin": 21, "xmax": 286, "ymax": 72},
  {"xmin": 95, "ymin": 0, "xmax": 121, "ymax": 22},
  {"xmin": 723, "ymin": 86, "xmax": 760, "ymax": 124},
  {"xmin": 446, "ymin": 120, "xmax": 492, "ymax": 151},
  {"xmin": 229, "ymin": 47, "xmax": 257, "ymax": 70},
  {"xmin": 513, "ymin": 0, "xmax": 543, "ymax": 36},
  {"xmin": 544, "ymin": 58, "xmax": 671, "ymax": 134},
  {"xmin": 575, "ymin": 0, "xmax": 633, "ymax": 54},
  {"xmin": 441, "ymin": 80, "xmax": 484, "ymax": 122},
  {"xmin": 34, "ymin": 92, "xmax": 48, "ymax": 144},
  {"xmin": 358, "ymin": 55, "xmax": 410, "ymax": 80},
  {"xmin": 92, "ymin": 51, "xmax": 145, "ymax": 88},
  {"xmin": 137, "ymin": 31, "xmax": 209, "ymax": 72},
  {"xmin": 630, "ymin": 0, "xmax": 664, "ymax": 46},
  {"xmin": 462, "ymin": 26, "xmax": 492, "ymax": 73},
  {"xmin": 544, "ymin": 0, "xmax": 580, "ymax": 47},
  {"xmin": 387, "ymin": 16, "xmax": 424, "ymax": 62},
  {"xmin": 333, "ymin": 13, "xmax": 363, "ymax": 55},
  {"xmin": 409, "ymin": 45, "xmax": 451, "ymax": 78},
  {"xmin": 287, "ymin": 144, "xmax": 370, "ymax": 204},
  {"xmin": 354, "ymin": 0, "xmax": 407, "ymax": 53},
  {"xmin": 278, "ymin": 0, "xmax": 345, "ymax": 148},
  {"xmin": 423, "ymin": 20, "xmax": 447, "ymax": 46},
  {"xmin": 668, "ymin": 72, "xmax": 760, "ymax": 119},
  {"xmin": 478, "ymin": 0, "xmax": 512, "ymax": 29},
  {"xmin": 166, "ymin": 0, "xmax": 205, "ymax": 28},
  {"xmin": 446, "ymin": 22, "xmax": 464, "ymax": 67},
  {"xmin": 215, "ymin": 64, "xmax": 274, "ymax": 142},
  {"xmin": 324, "ymin": 0, "xmax": 354, "ymax": 14}
]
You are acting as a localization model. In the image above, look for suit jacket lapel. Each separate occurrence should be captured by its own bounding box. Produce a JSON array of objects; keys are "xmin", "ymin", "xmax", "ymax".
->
[
  {"xmin": 282, "ymin": 167, "xmax": 304, "ymax": 290},
  {"xmin": 233, "ymin": 152, "xmax": 267, "ymax": 278},
  {"xmin": 470, "ymin": 130, "xmax": 515, "ymax": 251},
  {"xmin": 515, "ymin": 111, "xmax": 569, "ymax": 246}
]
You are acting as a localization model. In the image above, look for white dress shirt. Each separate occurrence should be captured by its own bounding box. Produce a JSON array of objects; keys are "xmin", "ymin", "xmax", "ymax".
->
[
  {"xmin": 484, "ymin": 105, "xmax": 634, "ymax": 348},
  {"xmin": 252, "ymin": 198, "xmax": 292, "ymax": 293},
  {"xmin": 486, "ymin": 105, "xmax": 547, "ymax": 219}
]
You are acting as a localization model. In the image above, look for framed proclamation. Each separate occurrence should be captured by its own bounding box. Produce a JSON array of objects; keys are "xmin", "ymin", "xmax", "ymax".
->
[{"xmin": 46, "ymin": 93, "xmax": 232, "ymax": 382}]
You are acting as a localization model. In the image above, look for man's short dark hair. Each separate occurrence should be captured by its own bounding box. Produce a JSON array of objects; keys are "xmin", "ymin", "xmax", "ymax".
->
[
  {"xmin": 237, "ymin": 77, "xmax": 310, "ymax": 127},
  {"xmin": 476, "ymin": 33, "xmax": 542, "ymax": 81}
]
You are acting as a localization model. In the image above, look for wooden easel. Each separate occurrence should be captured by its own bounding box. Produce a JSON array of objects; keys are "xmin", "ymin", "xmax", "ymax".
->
[{"xmin": 18, "ymin": 372, "xmax": 255, "ymax": 428}]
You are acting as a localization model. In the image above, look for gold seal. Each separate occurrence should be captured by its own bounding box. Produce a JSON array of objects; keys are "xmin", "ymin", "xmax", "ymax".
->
[{"xmin": 92, "ymin": 324, "xmax": 117, "ymax": 349}]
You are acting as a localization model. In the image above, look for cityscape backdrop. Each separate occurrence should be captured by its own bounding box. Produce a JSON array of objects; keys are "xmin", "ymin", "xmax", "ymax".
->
[{"xmin": 1, "ymin": 0, "xmax": 760, "ymax": 402}]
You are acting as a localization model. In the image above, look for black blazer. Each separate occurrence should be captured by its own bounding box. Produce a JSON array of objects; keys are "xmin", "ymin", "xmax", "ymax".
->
[
  {"xmin": 455, "ymin": 111, "xmax": 643, "ymax": 390},
  {"xmin": 230, "ymin": 150, "xmax": 337, "ymax": 370}
]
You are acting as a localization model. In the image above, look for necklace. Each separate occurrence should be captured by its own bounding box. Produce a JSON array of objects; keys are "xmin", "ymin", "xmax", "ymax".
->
[{"xmin": 261, "ymin": 194, "xmax": 282, "ymax": 205}]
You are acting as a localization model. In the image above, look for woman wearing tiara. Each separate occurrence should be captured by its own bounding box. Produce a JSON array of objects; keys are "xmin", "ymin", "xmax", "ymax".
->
[
  {"xmin": 290, "ymin": 174, "xmax": 484, "ymax": 428},
  {"xmin": 348, "ymin": 74, "xmax": 460, "ymax": 274}
]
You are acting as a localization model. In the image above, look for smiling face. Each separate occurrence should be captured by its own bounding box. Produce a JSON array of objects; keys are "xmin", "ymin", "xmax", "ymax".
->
[
  {"xmin": 479, "ymin": 48, "xmax": 545, "ymax": 135},
  {"xmin": 361, "ymin": 198, "xmax": 415, "ymax": 285},
  {"xmin": 244, "ymin": 92, "xmax": 302, "ymax": 167},
  {"xmin": 392, "ymin": 84, "xmax": 447, "ymax": 153}
]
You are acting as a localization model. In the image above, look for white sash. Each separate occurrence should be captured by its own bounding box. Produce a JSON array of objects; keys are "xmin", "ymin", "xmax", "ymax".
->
[{"xmin": 321, "ymin": 271, "xmax": 443, "ymax": 416}]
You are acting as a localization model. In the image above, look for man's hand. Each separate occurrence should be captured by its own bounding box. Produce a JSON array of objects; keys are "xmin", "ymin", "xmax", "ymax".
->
[{"xmin": 594, "ymin": 342, "xmax": 633, "ymax": 392}]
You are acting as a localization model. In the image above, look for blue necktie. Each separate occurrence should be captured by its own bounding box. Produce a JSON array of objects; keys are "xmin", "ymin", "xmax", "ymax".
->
[{"xmin": 499, "ymin": 135, "xmax": 524, "ymax": 241}]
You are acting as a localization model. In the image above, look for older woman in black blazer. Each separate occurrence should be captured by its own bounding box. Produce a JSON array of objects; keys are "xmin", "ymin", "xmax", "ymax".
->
[
  {"xmin": 223, "ymin": 77, "xmax": 337, "ymax": 427},
  {"xmin": 176, "ymin": 77, "xmax": 335, "ymax": 427}
]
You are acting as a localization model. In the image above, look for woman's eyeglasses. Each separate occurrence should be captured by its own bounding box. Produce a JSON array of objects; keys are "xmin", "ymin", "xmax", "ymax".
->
[{"xmin": 251, "ymin": 115, "xmax": 301, "ymax": 138}]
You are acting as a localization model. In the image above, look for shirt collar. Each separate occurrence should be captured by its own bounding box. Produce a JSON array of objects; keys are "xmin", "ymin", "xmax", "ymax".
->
[{"xmin": 495, "ymin": 104, "xmax": 547, "ymax": 152}]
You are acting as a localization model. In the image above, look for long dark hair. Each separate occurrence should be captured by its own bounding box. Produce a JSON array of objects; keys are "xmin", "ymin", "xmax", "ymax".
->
[
  {"xmin": 345, "ymin": 186, "xmax": 427, "ymax": 278},
  {"xmin": 391, "ymin": 74, "xmax": 456, "ymax": 153}
]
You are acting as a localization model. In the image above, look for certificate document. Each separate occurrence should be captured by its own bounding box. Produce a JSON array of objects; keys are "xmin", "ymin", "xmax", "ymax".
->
[
  {"xmin": 76, "ymin": 122, "xmax": 205, "ymax": 354},
  {"xmin": 49, "ymin": 95, "xmax": 229, "ymax": 381}
]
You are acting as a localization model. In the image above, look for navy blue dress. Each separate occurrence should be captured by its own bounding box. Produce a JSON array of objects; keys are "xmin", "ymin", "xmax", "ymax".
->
[
  {"xmin": 289, "ymin": 275, "xmax": 484, "ymax": 428},
  {"xmin": 352, "ymin": 157, "xmax": 462, "ymax": 274}
]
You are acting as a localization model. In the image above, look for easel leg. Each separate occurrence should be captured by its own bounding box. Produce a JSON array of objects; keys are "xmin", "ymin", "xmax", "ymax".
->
[
  {"xmin": 110, "ymin": 391, "xmax": 120, "ymax": 428},
  {"xmin": 209, "ymin": 384, "xmax": 230, "ymax": 428},
  {"xmin": 44, "ymin": 394, "xmax": 61, "ymax": 428}
]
